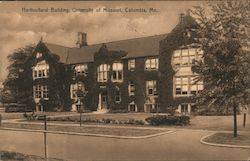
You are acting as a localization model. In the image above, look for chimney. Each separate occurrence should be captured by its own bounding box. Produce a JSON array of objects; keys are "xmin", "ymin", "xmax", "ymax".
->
[
  {"xmin": 179, "ymin": 13, "xmax": 185, "ymax": 24},
  {"xmin": 76, "ymin": 32, "xmax": 88, "ymax": 48}
]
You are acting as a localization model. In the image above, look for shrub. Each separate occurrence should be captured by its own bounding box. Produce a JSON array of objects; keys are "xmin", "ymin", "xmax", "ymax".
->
[{"xmin": 145, "ymin": 115, "xmax": 190, "ymax": 126}]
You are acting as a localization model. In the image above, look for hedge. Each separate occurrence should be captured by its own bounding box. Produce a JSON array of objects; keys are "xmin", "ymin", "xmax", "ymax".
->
[{"xmin": 145, "ymin": 115, "xmax": 190, "ymax": 126}]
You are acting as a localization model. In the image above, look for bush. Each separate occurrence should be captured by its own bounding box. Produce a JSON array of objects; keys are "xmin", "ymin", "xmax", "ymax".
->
[{"xmin": 145, "ymin": 115, "xmax": 190, "ymax": 126}]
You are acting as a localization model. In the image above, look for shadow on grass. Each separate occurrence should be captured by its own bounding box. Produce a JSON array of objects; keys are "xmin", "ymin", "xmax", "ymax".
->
[
  {"xmin": 0, "ymin": 151, "xmax": 65, "ymax": 161},
  {"xmin": 204, "ymin": 132, "xmax": 249, "ymax": 146}
]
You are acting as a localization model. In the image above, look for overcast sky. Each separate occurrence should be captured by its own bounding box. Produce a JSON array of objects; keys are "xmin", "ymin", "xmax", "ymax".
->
[{"xmin": 0, "ymin": 1, "xmax": 205, "ymax": 82}]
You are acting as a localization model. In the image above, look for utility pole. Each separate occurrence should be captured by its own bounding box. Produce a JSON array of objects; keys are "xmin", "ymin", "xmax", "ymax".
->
[{"xmin": 44, "ymin": 115, "xmax": 47, "ymax": 161}]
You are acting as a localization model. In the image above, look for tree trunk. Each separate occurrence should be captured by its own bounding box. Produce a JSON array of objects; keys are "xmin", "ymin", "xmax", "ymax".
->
[{"xmin": 233, "ymin": 104, "xmax": 237, "ymax": 137}]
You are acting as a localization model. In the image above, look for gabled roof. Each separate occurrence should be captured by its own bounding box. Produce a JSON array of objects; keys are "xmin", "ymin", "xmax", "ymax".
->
[{"xmin": 44, "ymin": 34, "xmax": 167, "ymax": 64}]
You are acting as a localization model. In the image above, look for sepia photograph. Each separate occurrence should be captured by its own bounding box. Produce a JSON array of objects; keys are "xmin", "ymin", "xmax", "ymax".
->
[{"xmin": 0, "ymin": 1, "xmax": 249, "ymax": 161}]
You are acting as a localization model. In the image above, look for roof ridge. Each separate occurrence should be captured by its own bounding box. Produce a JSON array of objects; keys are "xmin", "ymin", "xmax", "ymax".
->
[{"xmin": 44, "ymin": 33, "xmax": 167, "ymax": 49}]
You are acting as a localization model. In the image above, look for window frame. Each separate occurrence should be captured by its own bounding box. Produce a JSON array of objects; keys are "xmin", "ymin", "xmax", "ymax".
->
[
  {"xmin": 97, "ymin": 64, "xmax": 110, "ymax": 82},
  {"xmin": 128, "ymin": 59, "xmax": 135, "ymax": 71},
  {"xmin": 145, "ymin": 58, "xmax": 159, "ymax": 71},
  {"xmin": 146, "ymin": 80, "xmax": 157, "ymax": 96},
  {"xmin": 174, "ymin": 75, "xmax": 203, "ymax": 97},
  {"xmin": 128, "ymin": 81, "xmax": 135, "ymax": 96},
  {"xmin": 33, "ymin": 85, "xmax": 49, "ymax": 100},
  {"xmin": 111, "ymin": 62, "xmax": 123, "ymax": 82}
]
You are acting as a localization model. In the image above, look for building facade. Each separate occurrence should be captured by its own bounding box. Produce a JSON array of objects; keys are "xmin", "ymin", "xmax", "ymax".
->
[{"xmin": 28, "ymin": 13, "xmax": 203, "ymax": 114}]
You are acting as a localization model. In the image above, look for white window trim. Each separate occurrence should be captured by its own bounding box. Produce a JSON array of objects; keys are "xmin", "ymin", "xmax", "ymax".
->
[
  {"xmin": 145, "ymin": 58, "xmax": 159, "ymax": 71},
  {"xmin": 128, "ymin": 59, "xmax": 135, "ymax": 71},
  {"xmin": 128, "ymin": 81, "xmax": 135, "ymax": 96},
  {"xmin": 70, "ymin": 82, "xmax": 85, "ymax": 99},
  {"xmin": 173, "ymin": 75, "xmax": 203, "ymax": 97},
  {"xmin": 32, "ymin": 60, "xmax": 49, "ymax": 80},
  {"xmin": 146, "ymin": 80, "xmax": 158, "ymax": 96},
  {"xmin": 128, "ymin": 101, "xmax": 137, "ymax": 112},
  {"xmin": 74, "ymin": 64, "xmax": 88, "ymax": 77},
  {"xmin": 111, "ymin": 62, "xmax": 123, "ymax": 82},
  {"xmin": 33, "ymin": 85, "xmax": 49, "ymax": 100},
  {"xmin": 172, "ymin": 48, "xmax": 203, "ymax": 67},
  {"xmin": 97, "ymin": 64, "xmax": 110, "ymax": 82}
]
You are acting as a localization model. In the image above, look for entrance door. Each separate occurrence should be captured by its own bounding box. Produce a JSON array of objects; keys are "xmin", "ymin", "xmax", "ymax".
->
[{"xmin": 101, "ymin": 95, "xmax": 107, "ymax": 109}]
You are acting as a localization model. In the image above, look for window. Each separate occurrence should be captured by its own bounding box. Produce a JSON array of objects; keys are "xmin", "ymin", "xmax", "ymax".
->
[
  {"xmin": 172, "ymin": 48, "xmax": 203, "ymax": 66},
  {"xmin": 32, "ymin": 60, "xmax": 49, "ymax": 80},
  {"xmin": 190, "ymin": 76, "xmax": 203, "ymax": 95},
  {"xmin": 70, "ymin": 82, "xmax": 85, "ymax": 99},
  {"xmin": 181, "ymin": 104, "xmax": 189, "ymax": 113},
  {"xmin": 128, "ymin": 59, "xmax": 135, "ymax": 71},
  {"xmin": 115, "ymin": 88, "xmax": 121, "ymax": 103},
  {"xmin": 146, "ymin": 80, "xmax": 157, "ymax": 96},
  {"xmin": 74, "ymin": 64, "xmax": 88, "ymax": 76},
  {"xmin": 112, "ymin": 62, "xmax": 123, "ymax": 82},
  {"xmin": 128, "ymin": 101, "xmax": 137, "ymax": 112},
  {"xmin": 97, "ymin": 64, "xmax": 110, "ymax": 82},
  {"xmin": 36, "ymin": 52, "xmax": 43, "ymax": 59},
  {"xmin": 174, "ymin": 76, "xmax": 203, "ymax": 96},
  {"xmin": 128, "ymin": 81, "xmax": 135, "ymax": 96},
  {"xmin": 33, "ymin": 85, "xmax": 48, "ymax": 100},
  {"xmin": 145, "ymin": 58, "xmax": 159, "ymax": 70}
]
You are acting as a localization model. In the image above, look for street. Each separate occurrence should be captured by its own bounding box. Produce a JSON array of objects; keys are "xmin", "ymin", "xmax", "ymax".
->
[{"xmin": 0, "ymin": 129, "xmax": 249, "ymax": 161}]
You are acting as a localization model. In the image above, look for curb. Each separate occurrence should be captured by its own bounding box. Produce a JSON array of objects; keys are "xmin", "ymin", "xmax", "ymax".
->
[
  {"xmin": 200, "ymin": 132, "xmax": 250, "ymax": 149},
  {"xmin": 0, "ymin": 127, "xmax": 176, "ymax": 139}
]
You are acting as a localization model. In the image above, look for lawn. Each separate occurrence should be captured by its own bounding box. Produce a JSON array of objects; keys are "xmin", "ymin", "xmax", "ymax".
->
[
  {"xmin": 189, "ymin": 115, "xmax": 250, "ymax": 131},
  {"xmin": 0, "ymin": 151, "xmax": 65, "ymax": 161},
  {"xmin": 1, "ymin": 122, "xmax": 166, "ymax": 137},
  {"xmin": 203, "ymin": 132, "xmax": 250, "ymax": 146}
]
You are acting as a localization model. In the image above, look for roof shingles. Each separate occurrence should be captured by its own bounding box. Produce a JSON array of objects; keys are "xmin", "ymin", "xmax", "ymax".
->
[{"xmin": 44, "ymin": 34, "xmax": 167, "ymax": 64}]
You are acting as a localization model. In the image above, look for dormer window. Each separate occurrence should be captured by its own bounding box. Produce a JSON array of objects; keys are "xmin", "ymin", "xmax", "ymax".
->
[
  {"xmin": 74, "ymin": 64, "xmax": 88, "ymax": 77},
  {"xmin": 36, "ymin": 52, "xmax": 43, "ymax": 59},
  {"xmin": 145, "ymin": 58, "xmax": 159, "ymax": 71}
]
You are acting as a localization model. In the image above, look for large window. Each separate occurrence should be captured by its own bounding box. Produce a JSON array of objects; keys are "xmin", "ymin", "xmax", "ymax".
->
[
  {"xmin": 32, "ymin": 60, "xmax": 49, "ymax": 80},
  {"xmin": 128, "ymin": 81, "xmax": 135, "ymax": 96},
  {"xmin": 112, "ymin": 62, "xmax": 123, "ymax": 82},
  {"xmin": 97, "ymin": 64, "xmax": 110, "ymax": 82},
  {"xmin": 145, "ymin": 58, "xmax": 159, "ymax": 71},
  {"xmin": 74, "ymin": 64, "xmax": 88, "ymax": 76},
  {"xmin": 128, "ymin": 59, "xmax": 135, "ymax": 71},
  {"xmin": 174, "ymin": 76, "xmax": 203, "ymax": 96},
  {"xmin": 33, "ymin": 85, "xmax": 48, "ymax": 99},
  {"xmin": 172, "ymin": 48, "xmax": 203, "ymax": 66},
  {"xmin": 146, "ymin": 80, "xmax": 157, "ymax": 96},
  {"xmin": 70, "ymin": 82, "xmax": 85, "ymax": 99}
]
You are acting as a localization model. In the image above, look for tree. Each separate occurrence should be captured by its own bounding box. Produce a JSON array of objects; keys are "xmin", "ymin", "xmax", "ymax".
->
[
  {"xmin": 191, "ymin": 1, "xmax": 250, "ymax": 137},
  {"xmin": 2, "ymin": 45, "xmax": 35, "ymax": 110}
]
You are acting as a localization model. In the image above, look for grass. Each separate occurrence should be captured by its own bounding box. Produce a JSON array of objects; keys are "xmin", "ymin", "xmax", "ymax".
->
[
  {"xmin": 0, "ymin": 150, "xmax": 65, "ymax": 161},
  {"xmin": 1, "ymin": 122, "xmax": 166, "ymax": 137},
  {"xmin": 204, "ymin": 132, "xmax": 250, "ymax": 146},
  {"xmin": 188, "ymin": 115, "xmax": 250, "ymax": 131}
]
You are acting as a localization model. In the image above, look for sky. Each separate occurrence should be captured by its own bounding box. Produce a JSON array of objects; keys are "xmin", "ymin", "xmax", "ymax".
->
[{"xmin": 0, "ymin": 1, "xmax": 205, "ymax": 82}]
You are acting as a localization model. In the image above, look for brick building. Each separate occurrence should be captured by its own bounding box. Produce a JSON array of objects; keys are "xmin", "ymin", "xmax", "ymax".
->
[{"xmin": 28, "ymin": 13, "xmax": 203, "ymax": 114}]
